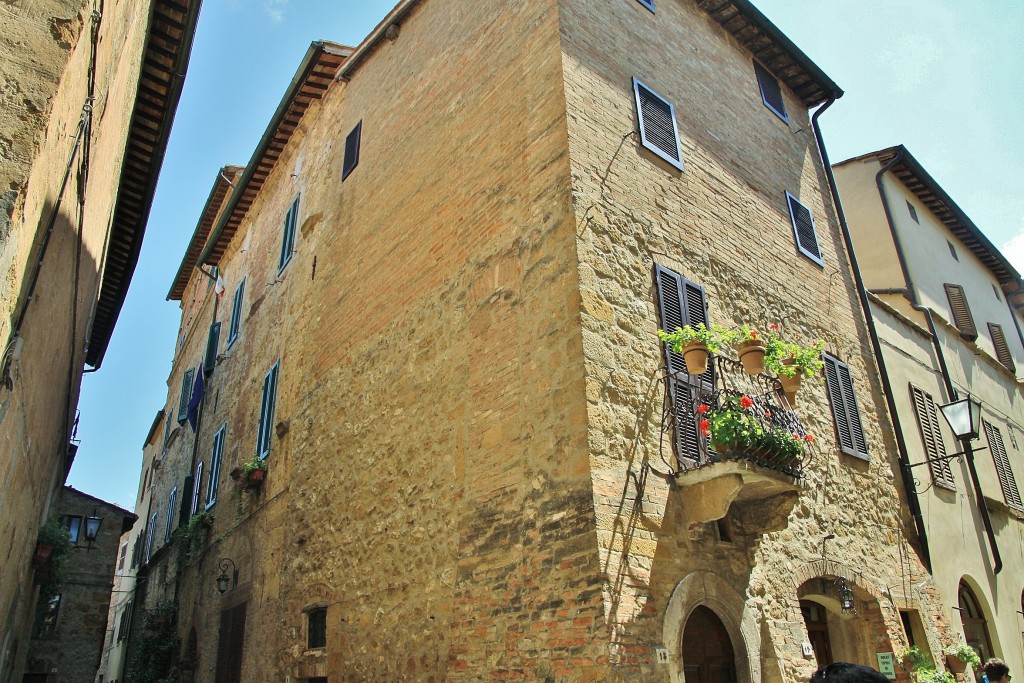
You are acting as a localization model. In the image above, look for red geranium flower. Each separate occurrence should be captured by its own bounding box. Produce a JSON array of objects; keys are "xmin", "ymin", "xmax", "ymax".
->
[
  {"xmin": 740, "ymin": 396, "xmax": 754, "ymax": 408},
  {"xmin": 804, "ymin": 434, "xmax": 815, "ymax": 442},
  {"xmin": 697, "ymin": 404, "xmax": 710, "ymax": 414},
  {"xmin": 769, "ymin": 323, "xmax": 780, "ymax": 331},
  {"xmin": 792, "ymin": 433, "xmax": 801, "ymax": 441},
  {"xmin": 764, "ymin": 411, "xmax": 772, "ymax": 418},
  {"xmin": 699, "ymin": 419, "xmax": 710, "ymax": 435}
]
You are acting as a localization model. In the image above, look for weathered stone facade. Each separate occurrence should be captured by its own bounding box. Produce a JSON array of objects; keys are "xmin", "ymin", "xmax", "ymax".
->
[
  {"xmin": 130, "ymin": 0, "xmax": 958, "ymax": 681},
  {"xmin": 22, "ymin": 487, "xmax": 134, "ymax": 683},
  {"xmin": 0, "ymin": 0, "xmax": 200, "ymax": 679}
]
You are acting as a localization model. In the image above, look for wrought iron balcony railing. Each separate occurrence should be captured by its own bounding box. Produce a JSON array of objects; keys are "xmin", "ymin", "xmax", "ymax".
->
[{"xmin": 660, "ymin": 355, "xmax": 815, "ymax": 477}]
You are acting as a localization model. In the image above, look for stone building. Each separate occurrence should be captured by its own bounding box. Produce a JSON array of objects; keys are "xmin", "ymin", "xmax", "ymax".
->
[
  {"xmin": 0, "ymin": 0, "xmax": 200, "ymax": 679},
  {"xmin": 835, "ymin": 146, "xmax": 1024, "ymax": 676},
  {"xmin": 130, "ymin": 0, "xmax": 961, "ymax": 680},
  {"xmin": 21, "ymin": 487, "xmax": 134, "ymax": 683}
]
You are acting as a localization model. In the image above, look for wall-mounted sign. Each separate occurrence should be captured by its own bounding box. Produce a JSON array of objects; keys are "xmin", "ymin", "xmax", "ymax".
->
[{"xmin": 877, "ymin": 652, "xmax": 896, "ymax": 679}]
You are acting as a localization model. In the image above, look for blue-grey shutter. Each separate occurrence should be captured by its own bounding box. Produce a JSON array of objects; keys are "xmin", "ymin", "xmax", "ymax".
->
[
  {"xmin": 177, "ymin": 368, "xmax": 195, "ymax": 423},
  {"xmin": 754, "ymin": 61, "xmax": 788, "ymax": 121},
  {"xmin": 824, "ymin": 355, "xmax": 868, "ymax": 459},
  {"xmin": 342, "ymin": 121, "xmax": 362, "ymax": 180},
  {"xmin": 257, "ymin": 363, "xmax": 279, "ymax": 458},
  {"xmin": 633, "ymin": 78, "xmax": 683, "ymax": 171},
  {"xmin": 204, "ymin": 322, "xmax": 221, "ymax": 376},
  {"xmin": 786, "ymin": 192, "xmax": 823, "ymax": 266}
]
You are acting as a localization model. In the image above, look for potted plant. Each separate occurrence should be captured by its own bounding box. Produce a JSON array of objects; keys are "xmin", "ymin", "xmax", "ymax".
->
[
  {"xmin": 764, "ymin": 328, "xmax": 825, "ymax": 405},
  {"xmin": 734, "ymin": 325, "xmax": 766, "ymax": 375},
  {"xmin": 943, "ymin": 639, "xmax": 979, "ymax": 674},
  {"xmin": 658, "ymin": 324, "xmax": 733, "ymax": 376},
  {"xmin": 238, "ymin": 453, "xmax": 267, "ymax": 490},
  {"xmin": 700, "ymin": 395, "xmax": 809, "ymax": 472},
  {"xmin": 899, "ymin": 646, "xmax": 955, "ymax": 683},
  {"xmin": 33, "ymin": 519, "xmax": 70, "ymax": 572}
]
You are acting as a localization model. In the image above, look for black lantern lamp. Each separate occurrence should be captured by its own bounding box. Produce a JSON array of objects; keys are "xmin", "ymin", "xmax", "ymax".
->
[
  {"xmin": 837, "ymin": 577, "xmax": 855, "ymax": 613},
  {"xmin": 216, "ymin": 558, "xmax": 237, "ymax": 594},
  {"xmin": 939, "ymin": 394, "xmax": 983, "ymax": 441},
  {"xmin": 83, "ymin": 510, "xmax": 102, "ymax": 549}
]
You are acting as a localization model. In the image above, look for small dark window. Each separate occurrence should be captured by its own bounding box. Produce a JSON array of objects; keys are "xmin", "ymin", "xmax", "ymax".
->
[
  {"xmin": 910, "ymin": 384, "xmax": 954, "ymax": 490},
  {"xmin": 307, "ymin": 608, "xmax": 327, "ymax": 649},
  {"xmin": 944, "ymin": 283, "xmax": 977, "ymax": 340},
  {"xmin": 35, "ymin": 594, "xmax": 61, "ymax": 638},
  {"xmin": 228, "ymin": 279, "xmax": 245, "ymax": 346},
  {"xmin": 632, "ymin": 77, "xmax": 683, "ymax": 171},
  {"xmin": 342, "ymin": 121, "xmax": 362, "ymax": 180},
  {"xmin": 279, "ymin": 196, "xmax": 300, "ymax": 272},
  {"xmin": 823, "ymin": 354, "xmax": 868, "ymax": 459},
  {"xmin": 906, "ymin": 200, "xmax": 919, "ymax": 223},
  {"xmin": 60, "ymin": 516, "xmax": 82, "ymax": 543},
  {"xmin": 786, "ymin": 192, "xmax": 823, "ymax": 266},
  {"xmin": 948, "ymin": 241, "xmax": 959, "ymax": 261},
  {"xmin": 988, "ymin": 323, "xmax": 1015, "ymax": 373},
  {"xmin": 753, "ymin": 61, "xmax": 788, "ymax": 122},
  {"xmin": 993, "ymin": 284, "xmax": 1002, "ymax": 301},
  {"xmin": 634, "ymin": 0, "xmax": 655, "ymax": 11},
  {"xmin": 256, "ymin": 362, "xmax": 280, "ymax": 458},
  {"xmin": 204, "ymin": 322, "xmax": 221, "ymax": 376}
]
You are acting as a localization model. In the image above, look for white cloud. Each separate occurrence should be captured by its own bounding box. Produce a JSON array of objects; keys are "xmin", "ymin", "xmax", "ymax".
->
[
  {"xmin": 1001, "ymin": 221, "xmax": 1024, "ymax": 274},
  {"xmin": 264, "ymin": 0, "xmax": 287, "ymax": 22}
]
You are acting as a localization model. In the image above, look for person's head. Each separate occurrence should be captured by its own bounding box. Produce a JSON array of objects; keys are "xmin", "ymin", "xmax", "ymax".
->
[
  {"xmin": 810, "ymin": 662, "xmax": 890, "ymax": 683},
  {"xmin": 984, "ymin": 658, "xmax": 1011, "ymax": 683}
]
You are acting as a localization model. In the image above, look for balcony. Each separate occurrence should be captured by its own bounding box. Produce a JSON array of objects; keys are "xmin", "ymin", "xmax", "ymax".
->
[{"xmin": 660, "ymin": 356, "xmax": 815, "ymax": 524}]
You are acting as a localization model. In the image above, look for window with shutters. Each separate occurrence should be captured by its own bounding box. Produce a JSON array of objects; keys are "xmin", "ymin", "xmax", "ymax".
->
[
  {"xmin": 947, "ymin": 241, "xmax": 959, "ymax": 261},
  {"xmin": 983, "ymin": 421, "xmax": 1023, "ymax": 512},
  {"xmin": 944, "ymin": 284, "xmax": 977, "ymax": 340},
  {"xmin": 906, "ymin": 200, "xmax": 919, "ymax": 223},
  {"xmin": 256, "ymin": 362, "xmax": 280, "ymax": 459},
  {"xmin": 753, "ymin": 61, "xmax": 788, "ymax": 122},
  {"xmin": 117, "ymin": 542, "xmax": 128, "ymax": 574},
  {"xmin": 279, "ymin": 195, "xmax": 300, "ymax": 272},
  {"xmin": 823, "ymin": 354, "xmax": 868, "ymax": 459},
  {"xmin": 786, "ymin": 192, "xmax": 823, "ymax": 266},
  {"xmin": 190, "ymin": 461, "xmax": 203, "ymax": 516},
  {"xmin": 307, "ymin": 608, "xmax": 327, "ymax": 649},
  {"xmin": 164, "ymin": 487, "xmax": 178, "ymax": 542},
  {"xmin": 204, "ymin": 322, "xmax": 221, "ymax": 376},
  {"xmin": 634, "ymin": 0, "xmax": 655, "ymax": 12},
  {"xmin": 144, "ymin": 510, "xmax": 158, "ymax": 564},
  {"xmin": 632, "ymin": 78, "xmax": 684, "ymax": 171},
  {"xmin": 342, "ymin": 121, "xmax": 362, "ymax": 180},
  {"xmin": 987, "ymin": 323, "xmax": 1015, "ymax": 373},
  {"xmin": 228, "ymin": 278, "xmax": 245, "ymax": 347},
  {"xmin": 910, "ymin": 385, "xmax": 954, "ymax": 490},
  {"xmin": 654, "ymin": 264, "xmax": 711, "ymax": 466},
  {"xmin": 207, "ymin": 424, "xmax": 226, "ymax": 508},
  {"xmin": 177, "ymin": 368, "xmax": 195, "ymax": 423}
]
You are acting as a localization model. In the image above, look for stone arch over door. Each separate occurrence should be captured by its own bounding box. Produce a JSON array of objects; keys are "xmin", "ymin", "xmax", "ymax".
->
[
  {"xmin": 957, "ymin": 577, "xmax": 997, "ymax": 663},
  {"xmin": 664, "ymin": 571, "xmax": 759, "ymax": 683}
]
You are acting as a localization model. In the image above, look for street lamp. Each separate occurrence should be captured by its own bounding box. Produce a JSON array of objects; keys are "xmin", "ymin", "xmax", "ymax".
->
[
  {"xmin": 938, "ymin": 394, "xmax": 983, "ymax": 441},
  {"xmin": 216, "ymin": 558, "xmax": 237, "ymax": 594},
  {"xmin": 837, "ymin": 577, "xmax": 854, "ymax": 613}
]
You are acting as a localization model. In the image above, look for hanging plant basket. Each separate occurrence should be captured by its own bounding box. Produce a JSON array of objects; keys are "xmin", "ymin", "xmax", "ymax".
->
[
  {"xmin": 681, "ymin": 341, "xmax": 710, "ymax": 375},
  {"xmin": 32, "ymin": 543, "xmax": 55, "ymax": 572},
  {"xmin": 735, "ymin": 339, "xmax": 766, "ymax": 375}
]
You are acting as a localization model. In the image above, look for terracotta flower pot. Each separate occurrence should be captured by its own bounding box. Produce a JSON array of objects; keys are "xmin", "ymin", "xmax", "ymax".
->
[
  {"xmin": 32, "ymin": 543, "xmax": 54, "ymax": 571},
  {"xmin": 735, "ymin": 339, "xmax": 766, "ymax": 375},
  {"xmin": 681, "ymin": 341, "xmax": 710, "ymax": 376},
  {"xmin": 779, "ymin": 362, "xmax": 802, "ymax": 406},
  {"xmin": 248, "ymin": 468, "xmax": 265, "ymax": 483},
  {"xmin": 946, "ymin": 655, "xmax": 968, "ymax": 674}
]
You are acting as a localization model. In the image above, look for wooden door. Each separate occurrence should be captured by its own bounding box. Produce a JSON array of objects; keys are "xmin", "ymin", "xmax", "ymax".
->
[
  {"xmin": 801, "ymin": 600, "xmax": 834, "ymax": 667},
  {"xmin": 682, "ymin": 606, "xmax": 736, "ymax": 683},
  {"xmin": 215, "ymin": 602, "xmax": 247, "ymax": 683}
]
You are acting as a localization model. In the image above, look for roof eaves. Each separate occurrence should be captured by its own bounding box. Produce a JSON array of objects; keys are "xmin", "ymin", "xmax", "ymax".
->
[
  {"xmin": 332, "ymin": 0, "xmax": 422, "ymax": 82},
  {"xmin": 696, "ymin": 0, "xmax": 842, "ymax": 107},
  {"xmin": 197, "ymin": 41, "xmax": 352, "ymax": 267},
  {"xmin": 86, "ymin": 0, "xmax": 204, "ymax": 368}
]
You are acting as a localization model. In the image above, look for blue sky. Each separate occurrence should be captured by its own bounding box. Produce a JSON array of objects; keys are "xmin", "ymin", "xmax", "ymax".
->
[{"xmin": 68, "ymin": 0, "xmax": 1024, "ymax": 511}]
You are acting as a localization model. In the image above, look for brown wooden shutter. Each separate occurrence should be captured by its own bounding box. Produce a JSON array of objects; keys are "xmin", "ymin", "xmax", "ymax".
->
[
  {"xmin": 342, "ymin": 120, "xmax": 361, "ymax": 180},
  {"xmin": 787, "ymin": 192, "xmax": 823, "ymax": 266},
  {"xmin": 910, "ymin": 385, "xmax": 954, "ymax": 489},
  {"xmin": 216, "ymin": 602, "xmax": 248, "ymax": 683},
  {"xmin": 988, "ymin": 323, "xmax": 1015, "ymax": 373},
  {"xmin": 983, "ymin": 422, "xmax": 1023, "ymax": 511},
  {"xmin": 824, "ymin": 354, "xmax": 869, "ymax": 459},
  {"xmin": 944, "ymin": 284, "xmax": 978, "ymax": 340}
]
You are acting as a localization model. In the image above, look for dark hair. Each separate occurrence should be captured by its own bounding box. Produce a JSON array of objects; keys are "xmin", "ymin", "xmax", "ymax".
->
[
  {"xmin": 984, "ymin": 659, "xmax": 1010, "ymax": 681},
  {"xmin": 810, "ymin": 662, "xmax": 891, "ymax": 683}
]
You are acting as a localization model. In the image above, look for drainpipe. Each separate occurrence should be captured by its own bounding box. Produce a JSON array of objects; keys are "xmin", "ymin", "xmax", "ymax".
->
[
  {"xmin": 871, "ymin": 151, "xmax": 1002, "ymax": 575},
  {"xmin": 810, "ymin": 96, "xmax": 932, "ymax": 572}
]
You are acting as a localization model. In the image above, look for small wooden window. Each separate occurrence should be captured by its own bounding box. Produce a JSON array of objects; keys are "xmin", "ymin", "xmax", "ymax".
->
[
  {"xmin": 988, "ymin": 323, "xmax": 1015, "ymax": 373},
  {"xmin": 992, "ymin": 284, "xmax": 1001, "ymax": 301},
  {"xmin": 164, "ymin": 487, "xmax": 178, "ymax": 542},
  {"xmin": 754, "ymin": 61, "xmax": 788, "ymax": 122},
  {"xmin": 634, "ymin": 0, "xmax": 655, "ymax": 11},
  {"xmin": 307, "ymin": 608, "xmax": 327, "ymax": 649},
  {"xmin": 944, "ymin": 283, "xmax": 977, "ymax": 340},
  {"xmin": 279, "ymin": 195, "xmax": 300, "ymax": 272},
  {"xmin": 342, "ymin": 121, "xmax": 362, "ymax": 180},
  {"xmin": 910, "ymin": 385, "xmax": 954, "ymax": 489},
  {"xmin": 204, "ymin": 322, "xmax": 221, "ymax": 376},
  {"xmin": 786, "ymin": 192, "xmax": 823, "ymax": 266},
  {"xmin": 228, "ymin": 279, "xmax": 245, "ymax": 346},
  {"xmin": 178, "ymin": 368, "xmax": 196, "ymax": 423},
  {"xmin": 632, "ymin": 77, "xmax": 684, "ymax": 171},
  {"xmin": 983, "ymin": 421, "xmax": 1023, "ymax": 512},
  {"xmin": 823, "ymin": 354, "xmax": 868, "ymax": 459},
  {"xmin": 257, "ymin": 362, "xmax": 280, "ymax": 458},
  {"xmin": 207, "ymin": 424, "xmax": 226, "ymax": 508},
  {"xmin": 191, "ymin": 461, "xmax": 204, "ymax": 516},
  {"xmin": 906, "ymin": 200, "xmax": 919, "ymax": 223},
  {"xmin": 948, "ymin": 241, "xmax": 959, "ymax": 261}
]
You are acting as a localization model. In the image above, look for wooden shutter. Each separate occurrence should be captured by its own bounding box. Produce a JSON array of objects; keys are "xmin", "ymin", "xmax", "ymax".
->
[
  {"xmin": 635, "ymin": 0, "xmax": 654, "ymax": 10},
  {"xmin": 983, "ymin": 422, "xmax": 1023, "ymax": 511},
  {"xmin": 988, "ymin": 323, "xmax": 1015, "ymax": 373},
  {"xmin": 754, "ymin": 61, "xmax": 787, "ymax": 121},
  {"xmin": 910, "ymin": 385, "xmax": 954, "ymax": 489},
  {"xmin": 654, "ymin": 264, "xmax": 710, "ymax": 465},
  {"xmin": 229, "ymin": 279, "xmax": 245, "ymax": 344},
  {"xmin": 342, "ymin": 120, "xmax": 362, "ymax": 180},
  {"xmin": 944, "ymin": 284, "xmax": 977, "ymax": 340},
  {"xmin": 279, "ymin": 196, "xmax": 299, "ymax": 271},
  {"xmin": 177, "ymin": 368, "xmax": 195, "ymax": 423},
  {"xmin": 633, "ymin": 78, "xmax": 683, "ymax": 170},
  {"xmin": 204, "ymin": 322, "xmax": 221, "ymax": 376},
  {"xmin": 786, "ymin": 192, "xmax": 823, "ymax": 266},
  {"xmin": 191, "ymin": 462, "xmax": 203, "ymax": 516},
  {"xmin": 257, "ymin": 363, "xmax": 280, "ymax": 458},
  {"xmin": 824, "ymin": 354, "xmax": 868, "ymax": 459},
  {"xmin": 216, "ymin": 603, "xmax": 248, "ymax": 683}
]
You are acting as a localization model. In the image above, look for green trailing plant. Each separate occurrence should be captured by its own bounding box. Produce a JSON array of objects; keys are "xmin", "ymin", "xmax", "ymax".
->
[
  {"xmin": 899, "ymin": 646, "xmax": 955, "ymax": 683},
  {"xmin": 658, "ymin": 323, "xmax": 735, "ymax": 354},
  {"xmin": 737, "ymin": 324, "xmax": 762, "ymax": 343},
  {"xmin": 125, "ymin": 602, "xmax": 179, "ymax": 683},
  {"xmin": 699, "ymin": 395, "xmax": 809, "ymax": 461},
  {"xmin": 236, "ymin": 453, "xmax": 267, "ymax": 492},
  {"xmin": 762, "ymin": 324, "xmax": 825, "ymax": 378},
  {"xmin": 173, "ymin": 511, "xmax": 212, "ymax": 572},
  {"xmin": 943, "ymin": 639, "xmax": 980, "ymax": 668},
  {"xmin": 35, "ymin": 519, "xmax": 71, "ymax": 603}
]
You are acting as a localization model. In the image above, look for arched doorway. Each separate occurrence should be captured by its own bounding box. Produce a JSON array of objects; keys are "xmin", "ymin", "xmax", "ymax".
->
[
  {"xmin": 801, "ymin": 600, "xmax": 833, "ymax": 667},
  {"xmin": 682, "ymin": 606, "xmax": 736, "ymax": 683},
  {"xmin": 958, "ymin": 581, "xmax": 993, "ymax": 663}
]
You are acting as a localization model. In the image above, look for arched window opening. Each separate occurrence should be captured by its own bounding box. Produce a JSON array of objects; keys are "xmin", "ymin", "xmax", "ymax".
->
[{"xmin": 958, "ymin": 581, "xmax": 993, "ymax": 663}]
